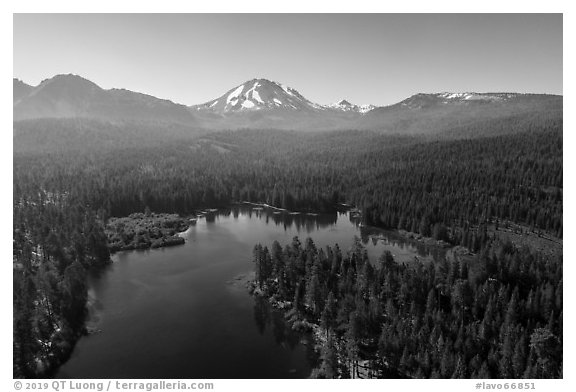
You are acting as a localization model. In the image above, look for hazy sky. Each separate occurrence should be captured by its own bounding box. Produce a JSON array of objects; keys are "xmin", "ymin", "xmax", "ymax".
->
[{"xmin": 13, "ymin": 14, "xmax": 562, "ymax": 106}]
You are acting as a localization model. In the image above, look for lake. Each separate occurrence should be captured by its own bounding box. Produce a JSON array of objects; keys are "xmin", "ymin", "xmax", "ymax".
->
[{"xmin": 57, "ymin": 205, "xmax": 445, "ymax": 379}]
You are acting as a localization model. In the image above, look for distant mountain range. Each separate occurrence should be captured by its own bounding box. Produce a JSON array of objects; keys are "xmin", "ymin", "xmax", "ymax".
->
[
  {"xmin": 13, "ymin": 74, "xmax": 196, "ymax": 124},
  {"xmin": 13, "ymin": 74, "xmax": 562, "ymax": 133},
  {"xmin": 326, "ymin": 99, "xmax": 375, "ymax": 114}
]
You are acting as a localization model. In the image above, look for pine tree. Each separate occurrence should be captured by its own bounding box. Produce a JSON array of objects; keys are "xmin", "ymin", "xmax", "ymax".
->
[
  {"xmin": 313, "ymin": 336, "xmax": 339, "ymax": 379},
  {"xmin": 320, "ymin": 292, "xmax": 337, "ymax": 338}
]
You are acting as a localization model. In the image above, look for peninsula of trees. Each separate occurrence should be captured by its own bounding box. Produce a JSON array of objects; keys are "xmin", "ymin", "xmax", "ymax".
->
[{"xmin": 251, "ymin": 237, "xmax": 562, "ymax": 378}]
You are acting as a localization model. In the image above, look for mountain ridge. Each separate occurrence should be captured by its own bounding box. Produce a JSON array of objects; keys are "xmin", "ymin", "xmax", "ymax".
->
[
  {"xmin": 13, "ymin": 74, "xmax": 197, "ymax": 124},
  {"xmin": 13, "ymin": 74, "xmax": 562, "ymax": 132}
]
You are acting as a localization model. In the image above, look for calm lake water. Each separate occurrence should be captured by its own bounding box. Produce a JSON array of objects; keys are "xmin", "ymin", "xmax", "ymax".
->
[{"xmin": 57, "ymin": 206, "xmax": 445, "ymax": 379}]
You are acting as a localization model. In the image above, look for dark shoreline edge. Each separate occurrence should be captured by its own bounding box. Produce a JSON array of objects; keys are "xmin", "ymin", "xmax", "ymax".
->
[{"xmin": 39, "ymin": 204, "xmax": 468, "ymax": 379}]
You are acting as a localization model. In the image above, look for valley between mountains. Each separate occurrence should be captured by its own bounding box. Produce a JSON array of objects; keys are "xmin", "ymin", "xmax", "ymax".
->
[{"xmin": 13, "ymin": 74, "xmax": 563, "ymax": 379}]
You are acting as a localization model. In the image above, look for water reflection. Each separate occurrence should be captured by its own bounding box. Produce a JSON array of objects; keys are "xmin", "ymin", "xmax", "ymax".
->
[
  {"xmin": 358, "ymin": 226, "xmax": 448, "ymax": 263},
  {"xmin": 222, "ymin": 205, "xmax": 339, "ymax": 233},
  {"xmin": 59, "ymin": 204, "xmax": 448, "ymax": 379},
  {"xmin": 200, "ymin": 205, "xmax": 447, "ymax": 264},
  {"xmin": 252, "ymin": 296, "xmax": 318, "ymax": 364},
  {"xmin": 253, "ymin": 295, "xmax": 270, "ymax": 335}
]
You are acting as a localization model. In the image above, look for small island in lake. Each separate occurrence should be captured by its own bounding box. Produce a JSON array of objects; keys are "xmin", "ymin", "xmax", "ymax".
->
[{"xmin": 106, "ymin": 212, "xmax": 189, "ymax": 252}]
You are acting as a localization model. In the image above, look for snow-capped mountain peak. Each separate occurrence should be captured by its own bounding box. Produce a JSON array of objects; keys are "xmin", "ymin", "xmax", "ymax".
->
[
  {"xmin": 193, "ymin": 79, "xmax": 378, "ymax": 114},
  {"xmin": 337, "ymin": 99, "xmax": 353, "ymax": 106},
  {"xmin": 193, "ymin": 78, "xmax": 327, "ymax": 113},
  {"xmin": 327, "ymin": 99, "xmax": 375, "ymax": 114}
]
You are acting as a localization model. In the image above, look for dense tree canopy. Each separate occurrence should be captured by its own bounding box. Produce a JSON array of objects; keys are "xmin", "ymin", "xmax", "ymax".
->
[
  {"xmin": 14, "ymin": 120, "xmax": 562, "ymax": 240},
  {"xmin": 13, "ymin": 114, "xmax": 562, "ymax": 377},
  {"xmin": 252, "ymin": 237, "xmax": 562, "ymax": 378},
  {"xmin": 13, "ymin": 197, "xmax": 110, "ymax": 377}
]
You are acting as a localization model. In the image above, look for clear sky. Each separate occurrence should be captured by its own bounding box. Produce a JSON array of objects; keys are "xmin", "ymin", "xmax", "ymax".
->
[{"xmin": 13, "ymin": 14, "xmax": 562, "ymax": 106}]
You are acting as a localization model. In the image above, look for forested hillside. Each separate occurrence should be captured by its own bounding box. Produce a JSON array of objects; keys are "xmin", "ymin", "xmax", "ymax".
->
[{"xmin": 15, "ymin": 119, "xmax": 562, "ymax": 241}]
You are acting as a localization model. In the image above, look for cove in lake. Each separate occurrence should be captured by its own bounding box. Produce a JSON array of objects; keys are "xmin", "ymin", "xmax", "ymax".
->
[{"xmin": 57, "ymin": 206, "xmax": 448, "ymax": 379}]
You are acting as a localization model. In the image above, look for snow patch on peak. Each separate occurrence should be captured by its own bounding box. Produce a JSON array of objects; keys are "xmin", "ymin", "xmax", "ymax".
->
[
  {"xmin": 227, "ymin": 85, "xmax": 245, "ymax": 105},
  {"xmin": 279, "ymin": 83, "xmax": 295, "ymax": 97},
  {"xmin": 241, "ymin": 100, "xmax": 255, "ymax": 109},
  {"xmin": 358, "ymin": 104, "xmax": 376, "ymax": 114},
  {"xmin": 439, "ymin": 92, "xmax": 472, "ymax": 100},
  {"xmin": 437, "ymin": 92, "xmax": 517, "ymax": 102},
  {"xmin": 252, "ymin": 90, "xmax": 264, "ymax": 104},
  {"xmin": 245, "ymin": 82, "xmax": 265, "ymax": 104}
]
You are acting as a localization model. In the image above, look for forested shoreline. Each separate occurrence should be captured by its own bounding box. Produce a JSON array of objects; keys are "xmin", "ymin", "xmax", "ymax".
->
[
  {"xmin": 13, "ymin": 117, "xmax": 562, "ymax": 378},
  {"xmin": 250, "ymin": 237, "xmax": 562, "ymax": 378},
  {"xmin": 13, "ymin": 197, "xmax": 110, "ymax": 377}
]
